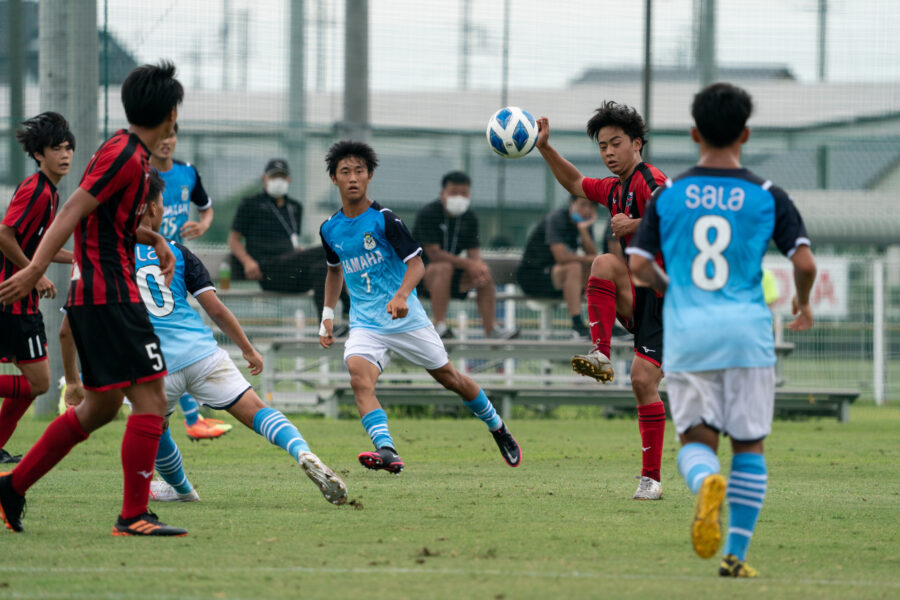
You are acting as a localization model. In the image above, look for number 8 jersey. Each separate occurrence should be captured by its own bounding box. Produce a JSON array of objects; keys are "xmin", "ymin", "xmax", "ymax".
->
[
  {"xmin": 134, "ymin": 240, "xmax": 219, "ymax": 372},
  {"xmin": 627, "ymin": 167, "xmax": 810, "ymax": 372}
]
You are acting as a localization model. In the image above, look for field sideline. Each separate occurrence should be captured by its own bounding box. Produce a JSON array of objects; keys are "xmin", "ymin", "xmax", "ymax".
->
[{"xmin": 0, "ymin": 403, "xmax": 897, "ymax": 599}]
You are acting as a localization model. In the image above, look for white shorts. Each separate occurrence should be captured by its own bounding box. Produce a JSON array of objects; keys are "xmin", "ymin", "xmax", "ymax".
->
[
  {"xmin": 164, "ymin": 347, "xmax": 252, "ymax": 417},
  {"xmin": 343, "ymin": 326, "xmax": 449, "ymax": 372},
  {"xmin": 665, "ymin": 366, "xmax": 775, "ymax": 443}
]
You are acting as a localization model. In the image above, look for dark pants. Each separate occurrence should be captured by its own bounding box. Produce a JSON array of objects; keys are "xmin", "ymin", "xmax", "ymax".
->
[{"xmin": 259, "ymin": 246, "xmax": 350, "ymax": 317}]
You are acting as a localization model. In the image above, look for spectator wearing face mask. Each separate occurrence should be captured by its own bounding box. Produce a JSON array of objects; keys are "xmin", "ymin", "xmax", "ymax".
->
[
  {"xmin": 412, "ymin": 171, "xmax": 514, "ymax": 339},
  {"xmin": 228, "ymin": 158, "xmax": 349, "ymax": 326}
]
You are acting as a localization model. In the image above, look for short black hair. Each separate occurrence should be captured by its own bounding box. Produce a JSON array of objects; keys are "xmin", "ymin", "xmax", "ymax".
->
[
  {"xmin": 173, "ymin": 122, "xmax": 179, "ymax": 135},
  {"xmin": 121, "ymin": 61, "xmax": 184, "ymax": 128},
  {"xmin": 325, "ymin": 140, "xmax": 378, "ymax": 177},
  {"xmin": 692, "ymin": 82, "xmax": 754, "ymax": 148},
  {"xmin": 586, "ymin": 101, "xmax": 648, "ymax": 154},
  {"xmin": 441, "ymin": 170, "xmax": 470, "ymax": 188},
  {"xmin": 147, "ymin": 168, "xmax": 165, "ymax": 203},
  {"xmin": 15, "ymin": 112, "xmax": 75, "ymax": 167}
]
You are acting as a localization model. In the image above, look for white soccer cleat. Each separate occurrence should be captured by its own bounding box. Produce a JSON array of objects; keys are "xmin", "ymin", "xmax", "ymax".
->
[
  {"xmin": 571, "ymin": 350, "xmax": 615, "ymax": 383},
  {"xmin": 633, "ymin": 475, "xmax": 662, "ymax": 500},
  {"xmin": 148, "ymin": 480, "xmax": 200, "ymax": 502},
  {"xmin": 298, "ymin": 451, "xmax": 348, "ymax": 506}
]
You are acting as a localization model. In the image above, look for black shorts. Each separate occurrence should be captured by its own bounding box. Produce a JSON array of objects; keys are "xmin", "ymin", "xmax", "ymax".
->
[
  {"xmin": 618, "ymin": 285, "xmax": 663, "ymax": 367},
  {"xmin": 0, "ymin": 311, "xmax": 47, "ymax": 364},
  {"xmin": 418, "ymin": 268, "xmax": 470, "ymax": 301},
  {"xmin": 66, "ymin": 302, "xmax": 167, "ymax": 392},
  {"xmin": 516, "ymin": 265, "xmax": 563, "ymax": 299}
]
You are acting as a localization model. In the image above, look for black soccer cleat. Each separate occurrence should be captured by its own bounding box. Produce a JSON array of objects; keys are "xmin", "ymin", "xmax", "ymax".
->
[
  {"xmin": 112, "ymin": 510, "xmax": 188, "ymax": 537},
  {"xmin": 0, "ymin": 473, "xmax": 26, "ymax": 532},
  {"xmin": 358, "ymin": 446, "xmax": 404, "ymax": 474},
  {"xmin": 491, "ymin": 423, "xmax": 522, "ymax": 467},
  {"xmin": 0, "ymin": 449, "xmax": 22, "ymax": 464}
]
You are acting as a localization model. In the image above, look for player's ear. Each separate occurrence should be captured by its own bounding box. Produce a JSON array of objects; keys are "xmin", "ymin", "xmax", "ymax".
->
[
  {"xmin": 690, "ymin": 127, "xmax": 702, "ymax": 144},
  {"xmin": 739, "ymin": 127, "xmax": 750, "ymax": 144}
]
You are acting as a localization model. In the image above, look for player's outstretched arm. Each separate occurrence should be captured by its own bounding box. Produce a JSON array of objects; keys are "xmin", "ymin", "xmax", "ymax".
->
[
  {"xmin": 196, "ymin": 290, "xmax": 263, "ymax": 375},
  {"xmin": 386, "ymin": 255, "xmax": 424, "ymax": 320},
  {"xmin": 319, "ymin": 266, "xmax": 344, "ymax": 348},
  {"xmin": 58, "ymin": 314, "xmax": 84, "ymax": 408},
  {"xmin": 535, "ymin": 116, "xmax": 586, "ymax": 198},
  {"xmin": 0, "ymin": 188, "xmax": 98, "ymax": 305},
  {"xmin": 789, "ymin": 245, "xmax": 817, "ymax": 331}
]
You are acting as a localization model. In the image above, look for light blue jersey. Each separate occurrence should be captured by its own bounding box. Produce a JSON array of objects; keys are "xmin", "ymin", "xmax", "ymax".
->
[
  {"xmin": 320, "ymin": 200, "xmax": 431, "ymax": 334},
  {"xmin": 157, "ymin": 160, "xmax": 212, "ymax": 243},
  {"xmin": 135, "ymin": 241, "xmax": 219, "ymax": 372},
  {"xmin": 628, "ymin": 167, "xmax": 809, "ymax": 372}
]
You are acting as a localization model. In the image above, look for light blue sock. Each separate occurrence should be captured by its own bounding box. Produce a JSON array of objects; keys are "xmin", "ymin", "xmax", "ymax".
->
[
  {"xmin": 677, "ymin": 442, "xmax": 721, "ymax": 495},
  {"xmin": 155, "ymin": 428, "xmax": 193, "ymax": 494},
  {"xmin": 463, "ymin": 389, "xmax": 502, "ymax": 431},
  {"xmin": 252, "ymin": 407, "xmax": 311, "ymax": 461},
  {"xmin": 724, "ymin": 453, "xmax": 768, "ymax": 561},
  {"xmin": 179, "ymin": 394, "xmax": 200, "ymax": 426},
  {"xmin": 361, "ymin": 408, "xmax": 395, "ymax": 450}
]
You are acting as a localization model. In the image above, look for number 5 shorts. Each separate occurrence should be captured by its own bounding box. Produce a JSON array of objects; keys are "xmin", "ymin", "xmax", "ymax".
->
[
  {"xmin": 66, "ymin": 302, "xmax": 168, "ymax": 392},
  {"xmin": 343, "ymin": 325, "xmax": 450, "ymax": 372}
]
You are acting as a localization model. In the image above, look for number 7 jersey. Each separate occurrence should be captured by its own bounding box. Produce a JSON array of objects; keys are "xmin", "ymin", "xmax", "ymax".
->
[
  {"xmin": 319, "ymin": 200, "xmax": 431, "ymax": 334},
  {"xmin": 627, "ymin": 167, "xmax": 810, "ymax": 372},
  {"xmin": 134, "ymin": 240, "xmax": 219, "ymax": 372}
]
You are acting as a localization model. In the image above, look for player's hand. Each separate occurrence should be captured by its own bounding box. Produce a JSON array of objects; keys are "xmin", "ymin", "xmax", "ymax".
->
[
  {"xmin": 154, "ymin": 238, "xmax": 175, "ymax": 286},
  {"xmin": 318, "ymin": 318, "xmax": 334, "ymax": 348},
  {"xmin": 180, "ymin": 220, "xmax": 207, "ymax": 240},
  {"xmin": 789, "ymin": 295, "xmax": 814, "ymax": 331},
  {"xmin": 609, "ymin": 213, "xmax": 631, "ymax": 238},
  {"xmin": 64, "ymin": 381, "xmax": 85, "ymax": 408},
  {"xmin": 243, "ymin": 348, "xmax": 264, "ymax": 375},
  {"xmin": 0, "ymin": 265, "xmax": 42, "ymax": 305},
  {"xmin": 36, "ymin": 275, "xmax": 57, "ymax": 299},
  {"xmin": 386, "ymin": 296, "xmax": 409, "ymax": 320},
  {"xmin": 535, "ymin": 116, "xmax": 551, "ymax": 149},
  {"xmin": 243, "ymin": 258, "xmax": 263, "ymax": 280}
]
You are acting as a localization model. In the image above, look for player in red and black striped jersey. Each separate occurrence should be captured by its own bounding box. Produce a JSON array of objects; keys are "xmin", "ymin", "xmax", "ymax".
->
[
  {"xmin": 0, "ymin": 112, "xmax": 75, "ymax": 464},
  {"xmin": 536, "ymin": 101, "xmax": 667, "ymax": 500},
  {"xmin": 0, "ymin": 62, "xmax": 189, "ymax": 537}
]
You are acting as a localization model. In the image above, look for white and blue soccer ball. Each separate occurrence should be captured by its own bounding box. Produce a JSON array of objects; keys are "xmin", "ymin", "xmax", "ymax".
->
[{"xmin": 486, "ymin": 106, "xmax": 538, "ymax": 159}]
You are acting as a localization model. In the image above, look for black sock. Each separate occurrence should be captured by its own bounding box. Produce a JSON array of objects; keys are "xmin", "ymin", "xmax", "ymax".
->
[{"xmin": 572, "ymin": 315, "xmax": 585, "ymax": 328}]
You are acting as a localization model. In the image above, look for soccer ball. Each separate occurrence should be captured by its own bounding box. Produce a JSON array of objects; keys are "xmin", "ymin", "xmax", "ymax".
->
[{"xmin": 486, "ymin": 106, "xmax": 538, "ymax": 158}]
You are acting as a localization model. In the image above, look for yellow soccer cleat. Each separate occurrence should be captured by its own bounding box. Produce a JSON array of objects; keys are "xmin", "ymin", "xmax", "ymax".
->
[
  {"xmin": 719, "ymin": 554, "xmax": 759, "ymax": 578},
  {"xmin": 691, "ymin": 473, "xmax": 726, "ymax": 559}
]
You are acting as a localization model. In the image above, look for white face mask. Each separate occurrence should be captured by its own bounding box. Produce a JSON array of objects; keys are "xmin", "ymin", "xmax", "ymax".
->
[
  {"xmin": 444, "ymin": 195, "xmax": 470, "ymax": 217},
  {"xmin": 265, "ymin": 178, "xmax": 290, "ymax": 198}
]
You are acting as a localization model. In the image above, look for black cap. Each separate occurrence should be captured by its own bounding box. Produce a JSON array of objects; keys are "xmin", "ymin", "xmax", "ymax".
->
[{"xmin": 264, "ymin": 158, "xmax": 290, "ymax": 176}]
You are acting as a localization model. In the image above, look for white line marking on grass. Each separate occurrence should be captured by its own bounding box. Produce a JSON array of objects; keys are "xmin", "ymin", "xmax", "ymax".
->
[{"xmin": 0, "ymin": 564, "xmax": 898, "ymax": 592}]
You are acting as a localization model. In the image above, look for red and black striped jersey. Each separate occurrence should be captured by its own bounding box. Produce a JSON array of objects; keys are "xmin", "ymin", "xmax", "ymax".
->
[
  {"xmin": 582, "ymin": 162, "xmax": 667, "ymax": 253},
  {"xmin": 0, "ymin": 171, "xmax": 60, "ymax": 314},
  {"xmin": 67, "ymin": 130, "xmax": 151, "ymax": 307}
]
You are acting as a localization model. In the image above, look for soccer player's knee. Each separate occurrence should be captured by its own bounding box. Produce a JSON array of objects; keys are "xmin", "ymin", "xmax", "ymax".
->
[
  {"xmin": 349, "ymin": 372, "xmax": 375, "ymax": 394},
  {"xmin": 591, "ymin": 253, "xmax": 617, "ymax": 278},
  {"xmin": 630, "ymin": 365, "xmax": 660, "ymax": 398}
]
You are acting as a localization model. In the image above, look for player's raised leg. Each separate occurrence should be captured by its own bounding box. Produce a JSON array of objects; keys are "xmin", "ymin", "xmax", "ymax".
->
[
  {"xmin": 347, "ymin": 356, "xmax": 404, "ymax": 474},
  {"xmin": 225, "ymin": 388, "xmax": 347, "ymax": 505},
  {"xmin": 573, "ymin": 254, "xmax": 633, "ymax": 383},
  {"xmin": 428, "ymin": 362, "xmax": 521, "ymax": 467}
]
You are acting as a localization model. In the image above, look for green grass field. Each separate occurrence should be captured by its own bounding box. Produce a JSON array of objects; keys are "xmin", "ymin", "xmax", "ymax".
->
[{"xmin": 1, "ymin": 403, "xmax": 898, "ymax": 600}]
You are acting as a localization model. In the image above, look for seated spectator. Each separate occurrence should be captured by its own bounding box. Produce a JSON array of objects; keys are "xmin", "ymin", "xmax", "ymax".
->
[
  {"xmin": 516, "ymin": 194, "xmax": 597, "ymax": 339},
  {"xmin": 413, "ymin": 171, "xmax": 515, "ymax": 339},
  {"xmin": 228, "ymin": 158, "xmax": 349, "ymax": 325}
]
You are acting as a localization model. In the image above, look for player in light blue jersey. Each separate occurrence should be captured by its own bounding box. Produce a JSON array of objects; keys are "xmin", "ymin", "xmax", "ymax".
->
[
  {"xmin": 318, "ymin": 141, "xmax": 521, "ymax": 473},
  {"xmin": 126, "ymin": 172, "xmax": 346, "ymax": 505},
  {"xmin": 150, "ymin": 123, "xmax": 223, "ymax": 440},
  {"xmin": 628, "ymin": 83, "xmax": 817, "ymax": 578}
]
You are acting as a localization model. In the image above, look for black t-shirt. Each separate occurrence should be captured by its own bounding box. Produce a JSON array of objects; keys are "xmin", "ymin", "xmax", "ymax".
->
[
  {"xmin": 231, "ymin": 191, "xmax": 303, "ymax": 276},
  {"xmin": 519, "ymin": 207, "xmax": 591, "ymax": 273},
  {"xmin": 412, "ymin": 199, "xmax": 479, "ymax": 265}
]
